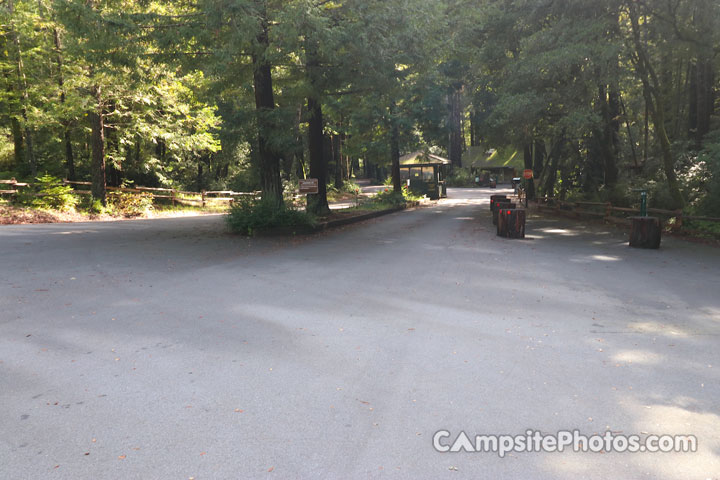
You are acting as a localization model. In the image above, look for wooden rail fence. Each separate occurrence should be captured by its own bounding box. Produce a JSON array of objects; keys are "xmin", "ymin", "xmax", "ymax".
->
[
  {"xmin": 529, "ymin": 196, "xmax": 720, "ymax": 232},
  {"xmin": 0, "ymin": 178, "xmax": 260, "ymax": 207}
]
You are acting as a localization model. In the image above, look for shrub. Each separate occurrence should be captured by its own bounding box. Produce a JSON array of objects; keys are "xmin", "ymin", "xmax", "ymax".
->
[
  {"xmin": 107, "ymin": 191, "xmax": 154, "ymax": 217},
  {"xmin": 326, "ymin": 180, "xmax": 363, "ymax": 203},
  {"xmin": 88, "ymin": 199, "xmax": 111, "ymax": 215},
  {"xmin": 21, "ymin": 174, "xmax": 79, "ymax": 212},
  {"xmin": 341, "ymin": 180, "xmax": 361, "ymax": 194},
  {"xmin": 226, "ymin": 196, "xmax": 315, "ymax": 235},
  {"xmin": 689, "ymin": 135, "xmax": 720, "ymax": 216},
  {"xmin": 371, "ymin": 185, "xmax": 421, "ymax": 206}
]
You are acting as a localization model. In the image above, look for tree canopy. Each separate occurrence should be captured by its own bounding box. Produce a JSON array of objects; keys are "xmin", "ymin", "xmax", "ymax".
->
[{"xmin": 2, "ymin": 0, "xmax": 720, "ymax": 214}]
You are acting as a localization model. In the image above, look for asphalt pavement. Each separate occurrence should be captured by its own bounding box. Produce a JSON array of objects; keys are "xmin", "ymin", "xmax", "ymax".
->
[{"xmin": 1, "ymin": 188, "xmax": 719, "ymax": 479}]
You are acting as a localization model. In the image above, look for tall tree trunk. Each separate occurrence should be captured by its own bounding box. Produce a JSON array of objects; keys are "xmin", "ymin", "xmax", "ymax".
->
[
  {"xmin": 689, "ymin": 61, "xmax": 698, "ymax": 138},
  {"xmin": 104, "ymin": 101, "xmax": 121, "ymax": 187},
  {"xmin": 197, "ymin": 159, "xmax": 204, "ymax": 192},
  {"xmin": 65, "ymin": 129, "xmax": 75, "ymax": 181},
  {"xmin": 306, "ymin": 96, "xmax": 330, "ymax": 215},
  {"xmin": 9, "ymin": 0, "xmax": 36, "ymax": 175},
  {"xmin": 90, "ymin": 86, "xmax": 107, "ymax": 204},
  {"xmin": 296, "ymin": 151, "xmax": 306, "ymax": 180},
  {"xmin": 448, "ymin": 86, "xmax": 463, "ymax": 167},
  {"xmin": 11, "ymin": 117, "xmax": 24, "ymax": 169},
  {"xmin": 53, "ymin": 25, "xmax": 75, "ymax": 180},
  {"xmin": 541, "ymin": 135, "xmax": 564, "ymax": 198},
  {"xmin": 305, "ymin": 33, "xmax": 330, "ymax": 216},
  {"xmin": 694, "ymin": 59, "xmax": 713, "ymax": 147},
  {"xmin": 340, "ymin": 131, "xmax": 349, "ymax": 181},
  {"xmin": 619, "ymin": 93, "xmax": 639, "ymax": 168},
  {"xmin": 469, "ymin": 111, "xmax": 477, "ymax": 147},
  {"xmin": 533, "ymin": 140, "xmax": 545, "ymax": 177},
  {"xmin": 602, "ymin": 86, "xmax": 620, "ymax": 187},
  {"xmin": 690, "ymin": 0, "xmax": 715, "ymax": 148},
  {"xmin": 389, "ymin": 104, "xmax": 401, "ymax": 192},
  {"xmin": 292, "ymin": 105, "xmax": 305, "ymax": 179},
  {"xmin": 648, "ymin": 96, "xmax": 684, "ymax": 207},
  {"xmin": 602, "ymin": 7, "xmax": 621, "ymax": 186},
  {"xmin": 628, "ymin": 6, "xmax": 684, "ymax": 208},
  {"xmin": 252, "ymin": 4, "xmax": 283, "ymax": 206},
  {"xmin": 333, "ymin": 135, "xmax": 343, "ymax": 190}
]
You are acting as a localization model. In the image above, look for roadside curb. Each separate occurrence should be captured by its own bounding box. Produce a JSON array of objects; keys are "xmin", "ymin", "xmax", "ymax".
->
[
  {"xmin": 254, "ymin": 202, "xmax": 419, "ymax": 237},
  {"xmin": 314, "ymin": 202, "xmax": 417, "ymax": 231}
]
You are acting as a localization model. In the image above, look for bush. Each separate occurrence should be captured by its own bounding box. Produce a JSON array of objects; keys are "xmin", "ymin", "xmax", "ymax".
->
[
  {"xmin": 326, "ymin": 180, "xmax": 363, "ymax": 202},
  {"xmin": 689, "ymin": 135, "xmax": 720, "ymax": 216},
  {"xmin": 88, "ymin": 199, "xmax": 111, "ymax": 215},
  {"xmin": 226, "ymin": 196, "xmax": 315, "ymax": 235},
  {"xmin": 107, "ymin": 191, "xmax": 154, "ymax": 217},
  {"xmin": 341, "ymin": 180, "xmax": 361, "ymax": 194},
  {"xmin": 20, "ymin": 174, "xmax": 79, "ymax": 212},
  {"xmin": 372, "ymin": 187, "xmax": 404, "ymax": 205},
  {"xmin": 371, "ymin": 185, "xmax": 421, "ymax": 206}
]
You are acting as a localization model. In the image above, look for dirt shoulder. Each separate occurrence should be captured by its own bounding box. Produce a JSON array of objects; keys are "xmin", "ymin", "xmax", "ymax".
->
[{"xmin": 0, "ymin": 205, "xmax": 224, "ymax": 225}]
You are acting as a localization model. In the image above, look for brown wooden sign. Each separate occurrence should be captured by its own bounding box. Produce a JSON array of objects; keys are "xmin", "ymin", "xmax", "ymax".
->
[{"xmin": 299, "ymin": 178, "xmax": 319, "ymax": 194}]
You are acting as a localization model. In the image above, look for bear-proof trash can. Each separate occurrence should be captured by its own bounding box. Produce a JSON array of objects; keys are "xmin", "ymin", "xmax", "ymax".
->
[
  {"xmin": 629, "ymin": 216, "xmax": 661, "ymax": 249},
  {"xmin": 497, "ymin": 208, "xmax": 526, "ymax": 239}
]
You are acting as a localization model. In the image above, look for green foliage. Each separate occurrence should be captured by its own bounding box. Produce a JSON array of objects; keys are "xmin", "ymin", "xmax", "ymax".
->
[
  {"xmin": 19, "ymin": 174, "xmax": 79, "ymax": 212},
  {"xmin": 107, "ymin": 191, "xmax": 154, "ymax": 217},
  {"xmin": 446, "ymin": 168, "xmax": 476, "ymax": 187},
  {"xmin": 226, "ymin": 197, "xmax": 315, "ymax": 236},
  {"xmin": 341, "ymin": 180, "xmax": 362, "ymax": 195},
  {"xmin": 371, "ymin": 185, "xmax": 420, "ymax": 206},
  {"xmin": 684, "ymin": 219, "xmax": 720, "ymax": 238},
  {"xmin": 88, "ymin": 198, "xmax": 111, "ymax": 215},
  {"xmin": 686, "ymin": 135, "xmax": 720, "ymax": 216},
  {"xmin": 3, "ymin": 0, "xmax": 720, "ymax": 223},
  {"xmin": 327, "ymin": 180, "xmax": 362, "ymax": 195}
]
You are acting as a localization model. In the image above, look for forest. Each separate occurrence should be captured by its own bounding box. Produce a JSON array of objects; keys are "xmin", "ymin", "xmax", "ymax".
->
[{"xmin": 2, "ymin": 0, "xmax": 720, "ymax": 217}]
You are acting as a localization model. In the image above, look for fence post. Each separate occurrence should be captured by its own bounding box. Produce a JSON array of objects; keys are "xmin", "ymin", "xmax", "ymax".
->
[
  {"xmin": 201, "ymin": 190, "xmax": 206, "ymax": 208},
  {"xmin": 171, "ymin": 189, "xmax": 176, "ymax": 207},
  {"xmin": 605, "ymin": 202, "xmax": 612, "ymax": 219},
  {"xmin": 675, "ymin": 209, "xmax": 683, "ymax": 231},
  {"xmin": 10, "ymin": 177, "xmax": 17, "ymax": 202}
]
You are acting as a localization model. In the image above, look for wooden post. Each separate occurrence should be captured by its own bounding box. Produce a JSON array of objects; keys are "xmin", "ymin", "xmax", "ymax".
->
[
  {"xmin": 629, "ymin": 216, "xmax": 661, "ymax": 249},
  {"xmin": 171, "ymin": 189, "xmax": 176, "ymax": 207},
  {"xmin": 201, "ymin": 190, "xmax": 206, "ymax": 208},
  {"xmin": 605, "ymin": 202, "xmax": 613, "ymax": 219}
]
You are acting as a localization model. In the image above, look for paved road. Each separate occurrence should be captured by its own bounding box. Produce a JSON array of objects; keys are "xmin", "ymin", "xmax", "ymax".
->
[{"xmin": 1, "ymin": 188, "xmax": 719, "ymax": 479}]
